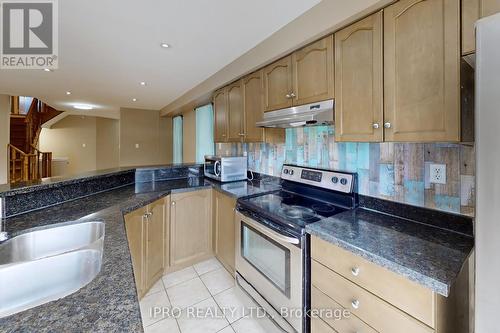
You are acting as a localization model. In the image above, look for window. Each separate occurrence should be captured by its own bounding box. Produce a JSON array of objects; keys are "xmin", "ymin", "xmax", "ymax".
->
[
  {"xmin": 195, "ymin": 104, "xmax": 214, "ymax": 163},
  {"xmin": 173, "ymin": 116, "xmax": 183, "ymax": 163}
]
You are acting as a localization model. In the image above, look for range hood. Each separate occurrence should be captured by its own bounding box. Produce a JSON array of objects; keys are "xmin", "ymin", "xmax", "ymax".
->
[{"xmin": 256, "ymin": 99, "xmax": 334, "ymax": 128}]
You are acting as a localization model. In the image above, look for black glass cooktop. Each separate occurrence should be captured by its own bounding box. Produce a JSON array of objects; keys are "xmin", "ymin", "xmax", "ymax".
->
[{"xmin": 238, "ymin": 190, "xmax": 348, "ymax": 232}]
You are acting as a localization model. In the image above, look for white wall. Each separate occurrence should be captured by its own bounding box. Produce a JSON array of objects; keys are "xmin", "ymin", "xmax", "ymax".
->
[
  {"xmin": 475, "ymin": 13, "xmax": 500, "ymax": 333},
  {"xmin": 0, "ymin": 95, "xmax": 10, "ymax": 185}
]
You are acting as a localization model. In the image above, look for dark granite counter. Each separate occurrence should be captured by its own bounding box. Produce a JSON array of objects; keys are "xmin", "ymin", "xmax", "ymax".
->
[
  {"xmin": 306, "ymin": 207, "xmax": 474, "ymax": 297},
  {"xmin": 0, "ymin": 176, "xmax": 280, "ymax": 332}
]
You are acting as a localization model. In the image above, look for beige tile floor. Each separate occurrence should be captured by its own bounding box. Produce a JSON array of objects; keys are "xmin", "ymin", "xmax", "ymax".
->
[{"xmin": 139, "ymin": 257, "xmax": 284, "ymax": 333}]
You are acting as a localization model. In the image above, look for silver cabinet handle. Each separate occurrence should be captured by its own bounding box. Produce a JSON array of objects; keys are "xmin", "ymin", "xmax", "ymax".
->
[
  {"xmin": 372, "ymin": 123, "xmax": 380, "ymax": 129},
  {"xmin": 238, "ymin": 133, "xmax": 246, "ymax": 136},
  {"xmin": 351, "ymin": 299, "xmax": 360, "ymax": 309},
  {"xmin": 171, "ymin": 201, "xmax": 176, "ymax": 206},
  {"xmin": 285, "ymin": 94, "xmax": 291, "ymax": 99},
  {"xmin": 351, "ymin": 267, "xmax": 360, "ymax": 276},
  {"xmin": 290, "ymin": 92, "xmax": 296, "ymax": 98},
  {"xmin": 384, "ymin": 122, "xmax": 392, "ymax": 129}
]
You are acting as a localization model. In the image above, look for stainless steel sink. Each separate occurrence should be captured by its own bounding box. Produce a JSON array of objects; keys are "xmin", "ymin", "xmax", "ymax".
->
[
  {"xmin": 0, "ymin": 221, "xmax": 105, "ymax": 265},
  {"xmin": 0, "ymin": 222, "xmax": 105, "ymax": 318}
]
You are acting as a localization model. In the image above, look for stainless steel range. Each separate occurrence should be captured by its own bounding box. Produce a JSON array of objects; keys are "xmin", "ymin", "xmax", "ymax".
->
[{"xmin": 235, "ymin": 164, "xmax": 358, "ymax": 333}]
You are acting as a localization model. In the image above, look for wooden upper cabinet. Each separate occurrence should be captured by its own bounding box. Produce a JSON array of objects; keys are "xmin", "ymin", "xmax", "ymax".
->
[
  {"xmin": 292, "ymin": 35, "xmax": 334, "ymax": 105},
  {"xmin": 462, "ymin": 0, "xmax": 500, "ymax": 55},
  {"xmin": 481, "ymin": 0, "xmax": 500, "ymax": 16},
  {"xmin": 213, "ymin": 88, "xmax": 227, "ymax": 142},
  {"xmin": 227, "ymin": 82, "xmax": 244, "ymax": 142},
  {"xmin": 335, "ymin": 12, "xmax": 383, "ymax": 142},
  {"xmin": 242, "ymin": 71, "xmax": 265, "ymax": 142},
  {"xmin": 462, "ymin": 0, "xmax": 480, "ymax": 55},
  {"xmin": 384, "ymin": 0, "xmax": 460, "ymax": 142},
  {"xmin": 263, "ymin": 55, "xmax": 293, "ymax": 112}
]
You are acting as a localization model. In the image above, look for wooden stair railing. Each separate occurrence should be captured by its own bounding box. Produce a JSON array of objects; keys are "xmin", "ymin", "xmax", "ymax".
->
[
  {"xmin": 8, "ymin": 144, "xmax": 39, "ymax": 183},
  {"xmin": 30, "ymin": 144, "xmax": 52, "ymax": 178}
]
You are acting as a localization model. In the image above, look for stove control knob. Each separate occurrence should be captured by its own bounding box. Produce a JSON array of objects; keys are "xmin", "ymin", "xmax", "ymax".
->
[
  {"xmin": 289, "ymin": 170, "xmax": 294, "ymax": 175},
  {"xmin": 332, "ymin": 176, "xmax": 339, "ymax": 184},
  {"xmin": 283, "ymin": 169, "xmax": 289, "ymax": 175},
  {"xmin": 340, "ymin": 178, "xmax": 348, "ymax": 186}
]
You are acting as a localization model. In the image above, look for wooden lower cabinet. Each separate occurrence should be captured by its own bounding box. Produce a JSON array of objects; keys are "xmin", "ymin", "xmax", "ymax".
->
[
  {"xmin": 125, "ymin": 197, "xmax": 168, "ymax": 299},
  {"xmin": 170, "ymin": 189, "xmax": 213, "ymax": 267},
  {"xmin": 310, "ymin": 236, "xmax": 468, "ymax": 333},
  {"xmin": 214, "ymin": 190, "xmax": 237, "ymax": 274}
]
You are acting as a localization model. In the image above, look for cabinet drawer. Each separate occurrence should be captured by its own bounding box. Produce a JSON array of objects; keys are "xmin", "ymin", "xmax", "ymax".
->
[
  {"xmin": 312, "ymin": 260, "xmax": 433, "ymax": 333},
  {"xmin": 311, "ymin": 316, "xmax": 336, "ymax": 333},
  {"xmin": 311, "ymin": 236, "xmax": 435, "ymax": 327},
  {"xmin": 312, "ymin": 285, "xmax": 377, "ymax": 333}
]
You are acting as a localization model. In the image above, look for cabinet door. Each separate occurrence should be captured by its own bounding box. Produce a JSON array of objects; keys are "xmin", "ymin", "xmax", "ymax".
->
[
  {"xmin": 263, "ymin": 56, "xmax": 293, "ymax": 112},
  {"xmin": 124, "ymin": 207, "xmax": 147, "ymax": 299},
  {"xmin": 481, "ymin": 0, "xmax": 500, "ymax": 16},
  {"xmin": 170, "ymin": 189, "xmax": 213, "ymax": 267},
  {"xmin": 292, "ymin": 35, "xmax": 334, "ymax": 106},
  {"xmin": 227, "ymin": 81, "xmax": 244, "ymax": 142},
  {"xmin": 215, "ymin": 191, "xmax": 237, "ymax": 274},
  {"xmin": 213, "ymin": 88, "xmax": 228, "ymax": 142},
  {"xmin": 384, "ymin": 0, "xmax": 460, "ymax": 142},
  {"xmin": 242, "ymin": 71, "xmax": 265, "ymax": 142},
  {"xmin": 462, "ymin": 0, "xmax": 480, "ymax": 55},
  {"xmin": 335, "ymin": 12, "xmax": 383, "ymax": 142},
  {"xmin": 145, "ymin": 199, "xmax": 166, "ymax": 290}
]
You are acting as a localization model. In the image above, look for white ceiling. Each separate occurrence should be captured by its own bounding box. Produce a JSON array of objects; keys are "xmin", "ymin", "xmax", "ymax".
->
[{"xmin": 0, "ymin": 0, "xmax": 321, "ymax": 117}]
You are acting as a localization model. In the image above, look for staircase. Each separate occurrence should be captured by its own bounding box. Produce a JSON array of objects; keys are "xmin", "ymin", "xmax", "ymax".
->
[{"xmin": 8, "ymin": 97, "xmax": 63, "ymax": 183}]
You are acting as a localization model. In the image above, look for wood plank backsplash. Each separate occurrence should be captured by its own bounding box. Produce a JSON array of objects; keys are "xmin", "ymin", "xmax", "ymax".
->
[{"xmin": 216, "ymin": 126, "xmax": 475, "ymax": 216}]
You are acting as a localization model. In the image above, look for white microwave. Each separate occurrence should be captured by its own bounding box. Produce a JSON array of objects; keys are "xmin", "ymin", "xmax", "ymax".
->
[{"xmin": 204, "ymin": 155, "xmax": 247, "ymax": 182}]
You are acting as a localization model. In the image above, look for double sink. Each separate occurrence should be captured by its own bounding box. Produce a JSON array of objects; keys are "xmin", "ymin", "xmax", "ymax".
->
[{"xmin": 0, "ymin": 221, "xmax": 105, "ymax": 318}]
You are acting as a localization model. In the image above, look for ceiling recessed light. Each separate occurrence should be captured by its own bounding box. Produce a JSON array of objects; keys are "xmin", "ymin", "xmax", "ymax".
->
[
  {"xmin": 73, "ymin": 104, "xmax": 93, "ymax": 110},
  {"xmin": 66, "ymin": 91, "xmax": 71, "ymax": 95},
  {"xmin": 160, "ymin": 43, "xmax": 170, "ymax": 48},
  {"xmin": 140, "ymin": 81, "xmax": 146, "ymax": 86},
  {"xmin": 132, "ymin": 98, "xmax": 137, "ymax": 102},
  {"xmin": 43, "ymin": 68, "xmax": 52, "ymax": 72}
]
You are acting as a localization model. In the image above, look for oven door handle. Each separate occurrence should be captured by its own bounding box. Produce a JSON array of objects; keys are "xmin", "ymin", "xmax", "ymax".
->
[{"xmin": 244, "ymin": 217, "xmax": 300, "ymax": 245}]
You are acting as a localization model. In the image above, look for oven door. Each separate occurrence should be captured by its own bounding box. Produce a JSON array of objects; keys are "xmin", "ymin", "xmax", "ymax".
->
[{"xmin": 235, "ymin": 211, "xmax": 303, "ymax": 333}]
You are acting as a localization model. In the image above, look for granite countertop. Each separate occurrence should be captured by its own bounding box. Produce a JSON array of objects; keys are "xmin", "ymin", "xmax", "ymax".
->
[
  {"xmin": 0, "ymin": 176, "xmax": 280, "ymax": 332},
  {"xmin": 0, "ymin": 163, "xmax": 204, "ymax": 196},
  {"xmin": 306, "ymin": 207, "xmax": 474, "ymax": 297}
]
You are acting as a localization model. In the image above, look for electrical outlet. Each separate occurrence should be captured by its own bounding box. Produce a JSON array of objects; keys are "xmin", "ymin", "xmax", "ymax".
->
[{"xmin": 429, "ymin": 163, "xmax": 447, "ymax": 184}]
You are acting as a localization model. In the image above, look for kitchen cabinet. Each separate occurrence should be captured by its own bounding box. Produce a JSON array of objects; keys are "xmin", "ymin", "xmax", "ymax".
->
[
  {"xmin": 170, "ymin": 189, "xmax": 213, "ymax": 267},
  {"xmin": 334, "ymin": 11, "xmax": 383, "ymax": 142},
  {"xmin": 263, "ymin": 36, "xmax": 334, "ymax": 112},
  {"xmin": 384, "ymin": 0, "xmax": 460, "ymax": 142},
  {"xmin": 125, "ymin": 197, "xmax": 167, "ymax": 299},
  {"xmin": 292, "ymin": 35, "xmax": 334, "ymax": 106},
  {"xmin": 462, "ymin": 0, "xmax": 480, "ymax": 55},
  {"xmin": 242, "ymin": 71, "xmax": 265, "ymax": 142},
  {"xmin": 227, "ymin": 81, "xmax": 244, "ymax": 142},
  {"xmin": 462, "ymin": 0, "xmax": 500, "ymax": 55},
  {"xmin": 213, "ymin": 71, "xmax": 285, "ymax": 144},
  {"xmin": 214, "ymin": 88, "xmax": 228, "ymax": 142},
  {"xmin": 214, "ymin": 190, "xmax": 237, "ymax": 274},
  {"xmin": 263, "ymin": 55, "xmax": 293, "ymax": 112},
  {"xmin": 311, "ymin": 235, "xmax": 469, "ymax": 333}
]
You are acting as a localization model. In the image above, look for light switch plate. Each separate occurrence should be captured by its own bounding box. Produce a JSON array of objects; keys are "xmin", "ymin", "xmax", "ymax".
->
[{"xmin": 429, "ymin": 163, "xmax": 447, "ymax": 184}]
